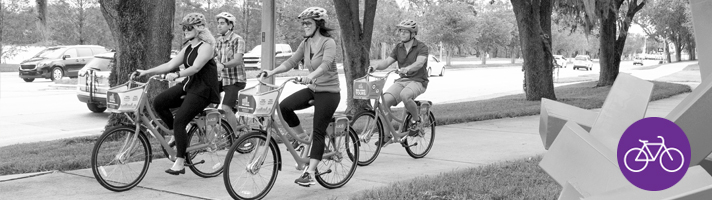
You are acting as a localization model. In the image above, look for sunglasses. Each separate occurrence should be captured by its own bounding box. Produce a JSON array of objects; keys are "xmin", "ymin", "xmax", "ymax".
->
[
  {"xmin": 301, "ymin": 21, "xmax": 314, "ymax": 26},
  {"xmin": 182, "ymin": 25, "xmax": 194, "ymax": 31}
]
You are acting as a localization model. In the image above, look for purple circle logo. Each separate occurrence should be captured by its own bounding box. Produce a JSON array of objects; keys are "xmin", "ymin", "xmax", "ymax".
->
[{"xmin": 617, "ymin": 117, "xmax": 690, "ymax": 191}]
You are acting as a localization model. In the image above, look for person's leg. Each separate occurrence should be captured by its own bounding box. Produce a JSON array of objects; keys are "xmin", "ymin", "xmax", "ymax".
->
[
  {"xmin": 279, "ymin": 88, "xmax": 313, "ymax": 137},
  {"xmin": 399, "ymin": 81, "xmax": 426, "ymax": 133},
  {"xmin": 153, "ymin": 85, "xmax": 185, "ymax": 130},
  {"xmin": 296, "ymin": 91, "xmax": 340, "ymax": 186},
  {"xmin": 167, "ymin": 93, "xmax": 211, "ymax": 173},
  {"xmin": 221, "ymin": 82, "xmax": 246, "ymax": 132},
  {"xmin": 382, "ymin": 81, "xmax": 407, "ymax": 115}
]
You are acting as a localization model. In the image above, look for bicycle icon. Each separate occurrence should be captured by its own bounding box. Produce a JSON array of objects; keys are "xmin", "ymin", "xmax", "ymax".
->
[{"xmin": 624, "ymin": 136, "xmax": 685, "ymax": 173}]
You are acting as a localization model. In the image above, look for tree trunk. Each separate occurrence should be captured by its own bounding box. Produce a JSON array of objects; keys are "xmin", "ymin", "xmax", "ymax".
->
[
  {"xmin": 674, "ymin": 39, "xmax": 683, "ymax": 62},
  {"xmin": 664, "ymin": 39, "xmax": 672, "ymax": 63},
  {"xmin": 333, "ymin": 0, "xmax": 377, "ymax": 115},
  {"xmin": 511, "ymin": 0, "xmax": 556, "ymax": 101},
  {"xmin": 100, "ymin": 0, "xmax": 175, "ymax": 127},
  {"xmin": 689, "ymin": 40, "xmax": 696, "ymax": 60},
  {"xmin": 511, "ymin": 45, "xmax": 517, "ymax": 64},
  {"xmin": 481, "ymin": 48, "xmax": 487, "ymax": 65},
  {"xmin": 597, "ymin": 10, "xmax": 620, "ymax": 86}
]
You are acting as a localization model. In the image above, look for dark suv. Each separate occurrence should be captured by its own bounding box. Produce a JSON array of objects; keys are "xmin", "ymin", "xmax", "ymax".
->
[{"xmin": 18, "ymin": 45, "xmax": 108, "ymax": 82}]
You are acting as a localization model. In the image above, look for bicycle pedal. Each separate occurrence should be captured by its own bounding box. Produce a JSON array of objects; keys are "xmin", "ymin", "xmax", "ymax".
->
[
  {"xmin": 315, "ymin": 169, "xmax": 332, "ymax": 176},
  {"xmin": 184, "ymin": 160, "xmax": 205, "ymax": 167},
  {"xmin": 401, "ymin": 142, "xmax": 417, "ymax": 148}
]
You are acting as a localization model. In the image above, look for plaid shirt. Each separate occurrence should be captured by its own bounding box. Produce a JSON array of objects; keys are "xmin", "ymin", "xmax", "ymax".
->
[{"xmin": 215, "ymin": 31, "xmax": 246, "ymax": 85}]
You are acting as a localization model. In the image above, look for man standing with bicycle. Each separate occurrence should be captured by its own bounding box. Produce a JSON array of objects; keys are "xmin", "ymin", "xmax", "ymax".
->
[
  {"xmin": 214, "ymin": 12, "xmax": 247, "ymax": 131},
  {"xmin": 370, "ymin": 19, "xmax": 429, "ymax": 146}
]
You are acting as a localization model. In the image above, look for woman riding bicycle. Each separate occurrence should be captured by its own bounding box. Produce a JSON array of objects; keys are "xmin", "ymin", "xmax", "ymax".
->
[
  {"xmin": 135, "ymin": 13, "xmax": 220, "ymax": 175},
  {"xmin": 260, "ymin": 7, "xmax": 339, "ymax": 187}
]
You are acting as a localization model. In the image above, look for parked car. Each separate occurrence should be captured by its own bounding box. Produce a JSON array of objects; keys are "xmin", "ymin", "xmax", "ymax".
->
[
  {"xmin": 633, "ymin": 54, "xmax": 664, "ymax": 66},
  {"xmin": 553, "ymin": 55, "xmax": 567, "ymax": 68},
  {"xmin": 243, "ymin": 44, "xmax": 294, "ymax": 69},
  {"xmin": 76, "ymin": 52, "xmax": 114, "ymax": 113},
  {"xmin": 18, "ymin": 45, "xmax": 108, "ymax": 82},
  {"xmin": 77, "ymin": 52, "xmax": 179, "ymax": 113},
  {"xmin": 426, "ymin": 54, "xmax": 445, "ymax": 76},
  {"xmin": 572, "ymin": 55, "xmax": 594, "ymax": 71}
]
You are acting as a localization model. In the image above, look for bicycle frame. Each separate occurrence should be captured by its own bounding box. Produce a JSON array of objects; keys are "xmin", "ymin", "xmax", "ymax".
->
[
  {"xmin": 248, "ymin": 78, "xmax": 340, "ymax": 170},
  {"xmin": 361, "ymin": 70, "xmax": 425, "ymax": 143},
  {"xmin": 115, "ymin": 75, "xmax": 218, "ymax": 159},
  {"xmin": 635, "ymin": 137, "xmax": 672, "ymax": 162}
]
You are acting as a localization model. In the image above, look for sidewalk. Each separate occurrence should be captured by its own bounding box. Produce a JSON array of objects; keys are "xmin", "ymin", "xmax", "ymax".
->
[{"xmin": 0, "ymin": 82, "xmax": 696, "ymax": 199}]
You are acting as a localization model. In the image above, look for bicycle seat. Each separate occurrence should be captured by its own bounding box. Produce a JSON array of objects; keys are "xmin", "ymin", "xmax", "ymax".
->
[{"xmin": 639, "ymin": 139, "xmax": 648, "ymax": 143}]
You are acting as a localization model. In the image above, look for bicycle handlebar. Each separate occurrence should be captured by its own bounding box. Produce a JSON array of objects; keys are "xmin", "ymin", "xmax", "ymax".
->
[{"xmin": 366, "ymin": 68, "xmax": 399, "ymax": 79}]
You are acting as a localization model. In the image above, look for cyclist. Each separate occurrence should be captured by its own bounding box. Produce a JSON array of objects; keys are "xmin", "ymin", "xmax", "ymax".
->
[
  {"xmin": 260, "ymin": 7, "xmax": 339, "ymax": 187},
  {"xmin": 136, "ymin": 13, "xmax": 220, "ymax": 175},
  {"xmin": 214, "ymin": 12, "xmax": 247, "ymax": 131},
  {"xmin": 369, "ymin": 19, "xmax": 429, "ymax": 146}
]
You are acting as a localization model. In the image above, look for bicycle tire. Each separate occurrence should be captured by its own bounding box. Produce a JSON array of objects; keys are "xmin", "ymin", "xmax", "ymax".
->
[
  {"xmin": 187, "ymin": 119, "xmax": 236, "ymax": 178},
  {"xmin": 624, "ymin": 147, "xmax": 649, "ymax": 172},
  {"xmin": 660, "ymin": 148, "xmax": 685, "ymax": 172},
  {"xmin": 91, "ymin": 125, "xmax": 151, "ymax": 192},
  {"xmin": 223, "ymin": 131, "xmax": 280, "ymax": 200},
  {"xmin": 315, "ymin": 128, "xmax": 359, "ymax": 189},
  {"xmin": 350, "ymin": 110, "xmax": 383, "ymax": 166},
  {"xmin": 402, "ymin": 111, "xmax": 436, "ymax": 159}
]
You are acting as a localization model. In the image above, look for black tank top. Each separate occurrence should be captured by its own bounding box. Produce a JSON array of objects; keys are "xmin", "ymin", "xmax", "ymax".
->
[{"xmin": 181, "ymin": 42, "xmax": 220, "ymax": 104}]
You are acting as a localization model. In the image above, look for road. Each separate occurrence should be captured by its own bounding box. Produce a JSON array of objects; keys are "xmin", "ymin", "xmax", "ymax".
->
[{"xmin": 0, "ymin": 60, "xmax": 692, "ymax": 147}]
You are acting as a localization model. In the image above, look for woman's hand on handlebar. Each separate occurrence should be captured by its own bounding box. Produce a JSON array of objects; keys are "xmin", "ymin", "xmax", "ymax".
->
[
  {"xmin": 165, "ymin": 72, "xmax": 179, "ymax": 81},
  {"xmin": 297, "ymin": 76, "xmax": 313, "ymax": 85},
  {"xmin": 257, "ymin": 70, "xmax": 272, "ymax": 78},
  {"xmin": 133, "ymin": 70, "xmax": 148, "ymax": 78}
]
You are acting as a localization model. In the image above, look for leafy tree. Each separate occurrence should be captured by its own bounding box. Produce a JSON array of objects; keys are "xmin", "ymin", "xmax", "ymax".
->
[
  {"xmin": 333, "ymin": 0, "xmax": 377, "ymax": 114},
  {"xmin": 472, "ymin": 2, "xmax": 515, "ymax": 65},
  {"xmin": 556, "ymin": 0, "xmax": 647, "ymax": 86},
  {"xmin": 635, "ymin": 0, "xmax": 693, "ymax": 62},
  {"xmin": 421, "ymin": 1, "xmax": 475, "ymax": 66},
  {"xmin": 511, "ymin": 0, "xmax": 556, "ymax": 100}
]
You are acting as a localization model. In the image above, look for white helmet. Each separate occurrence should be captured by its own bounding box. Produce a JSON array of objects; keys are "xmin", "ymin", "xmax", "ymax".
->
[
  {"xmin": 216, "ymin": 12, "xmax": 237, "ymax": 25},
  {"xmin": 298, "ymin": 7, "xmax": 328, "ymax": 21}
]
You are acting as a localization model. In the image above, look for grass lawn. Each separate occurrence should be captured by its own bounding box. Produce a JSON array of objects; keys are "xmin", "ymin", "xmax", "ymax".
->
[
  {"xmin": 351, "ymin": 155, "xmax": 560, "ymax": 200},
  {"xmin": 0, "ymin": 80, "xmax": 690, "ymax": 176}
]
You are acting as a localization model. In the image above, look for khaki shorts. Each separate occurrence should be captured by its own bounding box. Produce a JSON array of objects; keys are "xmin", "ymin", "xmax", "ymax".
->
[{"xmin": 385, "ymin": 81, "xmax": 426, "ymax": 104}]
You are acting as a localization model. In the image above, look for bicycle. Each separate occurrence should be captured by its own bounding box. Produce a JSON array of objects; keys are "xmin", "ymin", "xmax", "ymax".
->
[
  {"xmin": 91, "ymin": 73, "xmax": 237, "ymax": 192},
  {"xmin": 350, "ymin": 69, "xmax": 435, "ymax": 166},
  {"xmin": 222, "ymin": 76, "xmax": 359, "ymax": 200},
  {"xmin": 624, "ymin": 136, "xmax": 685, "ymax": 173}
]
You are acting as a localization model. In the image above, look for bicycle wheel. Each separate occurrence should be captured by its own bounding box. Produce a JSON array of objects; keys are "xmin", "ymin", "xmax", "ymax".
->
[
  {"xmin": 350, "ymin": 110, "xmax": 383, "ymax": 166},
  {"xmin": 661, "ymin": 148, "xmax": 685, "ymax": 172},
  {"xmin": 402, "ymin": 111, "xmax": 436, "ymax": 158},
  {"xmin": 223, "ymin": 131, "xmax": 279, "ymax": 200},
  {"xmin": 624, "ymin": 147, "xmax": 649, "ymax": 172},
  {"xmin": 315, "ymin": 128, "xmax": 359, "ymax": 189},
  {"xmin": 91, "ymin": 125, "xmax": 151, "ymax": 192},
  {"xmin": 187, "ymin": 119, "xmax": 236, "ymax": 178}
]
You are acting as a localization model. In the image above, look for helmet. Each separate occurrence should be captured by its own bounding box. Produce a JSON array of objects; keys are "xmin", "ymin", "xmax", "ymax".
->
[
  {"xmin": 180, "ymin": 13, "xmax": 206, "ymax": 26},
  {"xmin": 216, "ymin": 12, "xmax": 237, "ymax": 24},
  {"xmin": 298, "ymin": 7, "xmax": 328, "ymax": 21},
  {"xmin": 396, "ymin": 19, "xmax": 418, "ymax": 34}
]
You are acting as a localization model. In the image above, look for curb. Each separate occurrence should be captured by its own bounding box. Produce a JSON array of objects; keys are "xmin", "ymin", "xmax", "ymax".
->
[{"xmin": 46, "ymin": 84, "xmax": 77, "ymax": 90}]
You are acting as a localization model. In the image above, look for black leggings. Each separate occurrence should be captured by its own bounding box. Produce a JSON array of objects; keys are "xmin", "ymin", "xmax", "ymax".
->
[
  {"xmin": 153, "ymin": 85, "xmax": 211, "ymax": 159},
  {"xmin": 280, "ymin": 88, "xmax": 340, "ymax": 161}
]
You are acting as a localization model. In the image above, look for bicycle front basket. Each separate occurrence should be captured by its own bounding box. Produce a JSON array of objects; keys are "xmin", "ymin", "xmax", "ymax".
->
[
  {"xmin": 353, "ymin": 76, "xmax": 386, "ymax": 100},
  {"xmin": 236, "ymin": 85, "xmax": 280, "ymax": 117},
  {"xmin": 106, "ymin": 82, "xmax": 146, "ymax": 113}
]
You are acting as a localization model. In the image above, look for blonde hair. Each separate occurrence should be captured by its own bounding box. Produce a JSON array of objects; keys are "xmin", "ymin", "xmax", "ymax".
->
[{"xmin": 184, "ymin": 25, "xmax": 216, "ymax": 47}]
